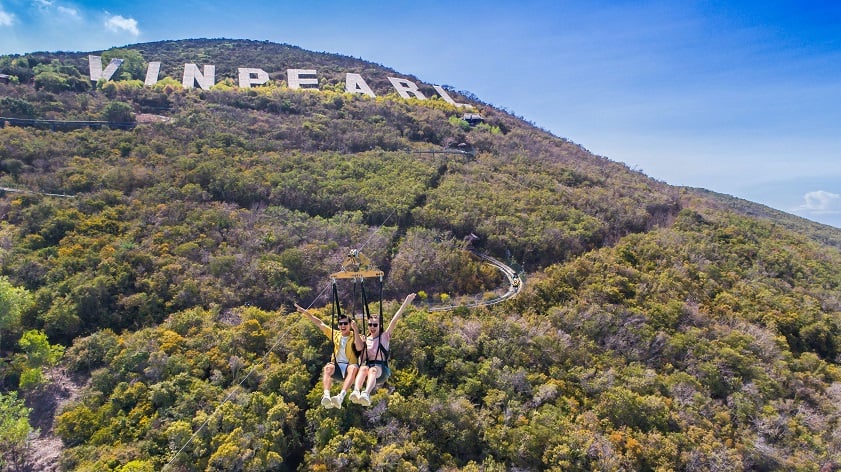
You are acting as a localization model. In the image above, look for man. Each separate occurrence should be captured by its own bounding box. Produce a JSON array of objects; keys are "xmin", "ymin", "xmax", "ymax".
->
[
  {"xmin": 350, "ymin": 293, "xmax": 416, "ymax": 406},
  {"xmin": 296, "ymin": 304, "xmax": 364, "ymax": 409}
]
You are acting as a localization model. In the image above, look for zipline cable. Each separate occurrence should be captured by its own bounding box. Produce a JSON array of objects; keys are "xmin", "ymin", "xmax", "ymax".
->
[
  {"xmin": 163, "ymin": 282, "xmax": 331, "ymax": 471},
  {"xmin": 356, "ymin": 207, "xmax": 397, "ymax": 253},
  {"xmin": 165, "ymin": 210, "xmax": 397, "ymax": 468}
]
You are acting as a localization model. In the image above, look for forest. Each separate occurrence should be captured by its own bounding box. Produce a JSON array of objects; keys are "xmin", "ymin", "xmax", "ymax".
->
[{"xmin": 1, "ymin": 39, "xmax": 840, "ymax": 471}]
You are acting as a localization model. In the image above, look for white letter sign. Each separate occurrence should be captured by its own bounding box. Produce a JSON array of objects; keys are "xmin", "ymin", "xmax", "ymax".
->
[
  {"xmin": 433, "ymin": 85, "xmax": 468, "ymax": 107},
  {"xmin": 183, "ymin": 64, "xmax": 216, "ymax": 90},
  {"xmin": 145, "ymin": 62, "xmax": 161, "ymax": 86},
  {"xmin": 88, "ymin": 55, "xmax": 124, "ymax": 81},
  {"xmin": 345, "ymin": 73, "xmax": 376, "ymax": 97},
  {"xmin": 388, "ymin": 77, "xmax": 426, "ymax": 99},
  {"xmin": 82, "ymin": 55, "xmax": 474, "ymax": 109},
  {"xmin": 238, "ymin": 68, "xmax": 270, "ymax": 88},
  {"xmin": 287, "ymin": 69, "xmax": 318, "ymax": 89}
]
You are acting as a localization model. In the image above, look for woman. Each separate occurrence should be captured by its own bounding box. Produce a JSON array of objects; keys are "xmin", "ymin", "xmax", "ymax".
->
[{"xmin": 349, "ymin": 293, "xmax": 416, "ymax": 406}]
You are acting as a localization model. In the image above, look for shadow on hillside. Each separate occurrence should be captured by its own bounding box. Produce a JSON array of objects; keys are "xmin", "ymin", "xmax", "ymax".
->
[{"xmin": 20, "ymin": 368, "xmax": 86, "ymax": 471}]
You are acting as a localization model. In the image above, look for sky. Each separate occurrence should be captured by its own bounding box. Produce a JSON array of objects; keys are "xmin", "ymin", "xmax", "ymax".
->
[{"xmin": 1, "ymin": 0, "xmax": 840, "ymax": 228}]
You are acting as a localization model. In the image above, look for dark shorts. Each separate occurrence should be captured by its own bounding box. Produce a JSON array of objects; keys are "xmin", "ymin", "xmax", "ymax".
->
[
  {"xmin": 366, "ymin": 361, "xmax": 391, "ymax": 386},
  {"xmin": 329, "ymin": 362, "xmax": 357, "ymax": 381}
]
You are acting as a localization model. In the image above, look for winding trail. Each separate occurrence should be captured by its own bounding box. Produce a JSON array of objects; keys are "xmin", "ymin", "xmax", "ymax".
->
[{"xmin": 428, "ymin": 249, "xmax": 523, "ymax": 312}]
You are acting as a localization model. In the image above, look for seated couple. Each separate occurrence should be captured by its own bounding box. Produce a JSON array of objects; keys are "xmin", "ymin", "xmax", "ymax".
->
[{"xmin": 296, "ymin": 293, "xmax": 415, "ymax": 408}]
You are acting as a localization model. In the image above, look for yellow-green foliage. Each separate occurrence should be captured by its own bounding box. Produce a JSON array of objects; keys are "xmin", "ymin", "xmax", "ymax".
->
[
  {"xmin": 0, "ymin": 391, "xmax": 32, "ymax": 469},
  {"xmin": 1, "ymin": 39, "xmax": 840, "ymax": 471}
]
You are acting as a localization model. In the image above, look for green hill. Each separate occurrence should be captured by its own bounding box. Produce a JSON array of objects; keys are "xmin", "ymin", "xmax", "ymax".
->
[{"xmin": 1, "ymin": 38, "xmax": 839, "ymax": 471}]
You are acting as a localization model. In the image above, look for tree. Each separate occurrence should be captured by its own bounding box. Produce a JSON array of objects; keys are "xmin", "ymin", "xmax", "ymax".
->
[
  {"xmin": 1, "ymin": 159, "xmax": 26, "ymax": 178},
  {"xmin": 103, "ymin": 48, "xmax": 146, "ymax": 81},
  {"xmin": 55, "ymin": 404, "xmax": 98, "ymax": 447},
  {"xmin": 0, "ymin": 97, "xmax": 36, "ymax": 118},
  {"xmin": 116, "ymin": 460, "xmax": 155, "ymax": 472},
  {"xmin": 0, "ymin": 276, "xmax": 32, "ymax": 353},
  {"xmin": 0, "ymin": 391, "xmax": 33, "ymax": 470},
  {"xmin": 33, "ymin": 70, "xmax": 69, "ymax": 93},
  {"xmin": 103, "ymin": 101, "xmax": 136, "ymax": 124},
  {"xmin": 15, "ymin": 329, "xmax": 64, "ymax": 390}
]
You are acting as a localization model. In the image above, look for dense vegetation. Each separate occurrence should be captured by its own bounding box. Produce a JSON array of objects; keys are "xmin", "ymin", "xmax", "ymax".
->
[{"xmin": 1, "ymin": 39, "xmax": 840, "ymax": 471}]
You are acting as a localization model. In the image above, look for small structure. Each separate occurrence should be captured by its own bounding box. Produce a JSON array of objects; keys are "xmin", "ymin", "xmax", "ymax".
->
[
  {"xmin": 462, "ymin": 113, "xmax": 484, "ymax": 126},
  {"xmin": 444, "ymin": 141, "xmax": 475, "ymax": 157},
  {"xmin": 0, "ymin": 74, "xmax": 11, "ymax": 84}
]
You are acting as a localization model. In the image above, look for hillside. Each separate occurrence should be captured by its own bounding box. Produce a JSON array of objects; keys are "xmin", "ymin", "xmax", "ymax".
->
[
  {"xmin": 1, "ymin": 38, "xmax": 840, "ymax": 471},
  {"xmin": 683, "ymin": 187, "xmax": 841, "ymax": 249}
]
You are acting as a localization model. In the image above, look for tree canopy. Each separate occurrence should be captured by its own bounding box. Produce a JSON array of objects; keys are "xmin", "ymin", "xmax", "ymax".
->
[{"xmin": 1, "ymin": 39, "xmax": 839, "ymax": 471}]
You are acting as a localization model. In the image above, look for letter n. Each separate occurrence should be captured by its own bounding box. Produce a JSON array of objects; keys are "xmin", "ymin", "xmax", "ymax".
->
[
  {"xmin": 183, "ymin": 64, "xmax": 216, "ymax": 90},
  {"xmin": 88, "ymin": 55, "xmax": 124, "ymax": 81}
]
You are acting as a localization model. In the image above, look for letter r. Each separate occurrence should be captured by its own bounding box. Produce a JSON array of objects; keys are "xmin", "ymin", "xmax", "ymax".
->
[{"xmin": 388, "ymin": 77, "xmax": 426, "ymax": 99}]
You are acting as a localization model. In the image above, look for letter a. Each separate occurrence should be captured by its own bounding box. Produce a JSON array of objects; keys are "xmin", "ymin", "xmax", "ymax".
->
[
  {"xmin": 346, "ymin": 73, "xmax": 376, "ymax": 97},
  {"xmin": 88, "ymin": 55, "xmax": 124, "ymax": 81}
]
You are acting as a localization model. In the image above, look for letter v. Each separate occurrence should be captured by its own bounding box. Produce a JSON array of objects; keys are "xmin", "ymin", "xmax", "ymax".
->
[{"xmin": 89, "ymin": 55, "xmax": 124, "ymax": 81}]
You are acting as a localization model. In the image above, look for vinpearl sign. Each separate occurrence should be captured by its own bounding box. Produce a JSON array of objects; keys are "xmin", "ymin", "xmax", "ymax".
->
[{"xmin": 89, "ymin": 56, "xmax": 470, "ymax": 108}]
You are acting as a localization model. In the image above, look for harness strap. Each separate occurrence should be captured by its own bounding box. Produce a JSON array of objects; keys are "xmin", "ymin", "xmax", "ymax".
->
[{"xmin": 330, "ymin": 280, "xmax": 340, "ymax": 364}]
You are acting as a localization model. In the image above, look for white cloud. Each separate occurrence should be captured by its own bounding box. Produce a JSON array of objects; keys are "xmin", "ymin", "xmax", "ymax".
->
[
  {"xmin": 32, "ymin": 1, "xmax": 80, "ymax": 21},
  {"xmin": 57, "ymin": 6, "xmax": 80, "ymax": 19},
  {"xmin": 104, "ymin": 14, "xmax": 139, "ymax": 36},
  {"xmin": 799, "ymin": 190, "xmax": 841, "ymax": 214},
  {"xmin": 0, "ymin": 7, "xmax": 15, "ymax": 27}
]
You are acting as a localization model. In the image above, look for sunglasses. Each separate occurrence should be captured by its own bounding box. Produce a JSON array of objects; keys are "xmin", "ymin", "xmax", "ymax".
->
[
  {"xmin": 368, "ymin": 323, "xmax": 379, "ymax": 327},
  {"xmin": 338, "ymin": 321, "xmax": 349, "ymax": 326}
]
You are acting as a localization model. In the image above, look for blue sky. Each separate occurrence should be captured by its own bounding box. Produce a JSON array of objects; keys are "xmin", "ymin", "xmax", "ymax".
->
[{"xmin": 1, "ymin": 0, "xmax": 840, "ymax": 228}]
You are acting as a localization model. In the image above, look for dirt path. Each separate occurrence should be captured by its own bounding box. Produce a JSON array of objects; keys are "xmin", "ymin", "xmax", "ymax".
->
[{"xmin": 22, "ymin": 368, "xmax": 85, "ymax": 471}]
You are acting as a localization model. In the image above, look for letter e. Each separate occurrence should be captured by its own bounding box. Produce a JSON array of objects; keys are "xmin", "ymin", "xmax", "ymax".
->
[{"xmin": 288, "ymin": 69, "xmax": 318, "ymax": 89}]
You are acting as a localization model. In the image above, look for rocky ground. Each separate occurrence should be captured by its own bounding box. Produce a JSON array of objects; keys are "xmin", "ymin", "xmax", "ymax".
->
[{"xmin": 20, "ymin": 368, "xmax": 84, "ymax": 471}]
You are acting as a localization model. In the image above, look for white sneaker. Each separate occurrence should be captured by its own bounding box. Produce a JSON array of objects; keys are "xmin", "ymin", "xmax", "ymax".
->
[
  {"xmin": 349, "ymin": 390, "xmax": 361, "ymax": 404},
  {"xmin": 321, "ymin": 393, "xmax": 334, "ymax": 409},
  {"xmin": 331, "ymin": 392, "xmax": 345, "ymax": 408},
  {"xmin": 359, "ymin": 391, "xmax": 371, "ymax": 407}
]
